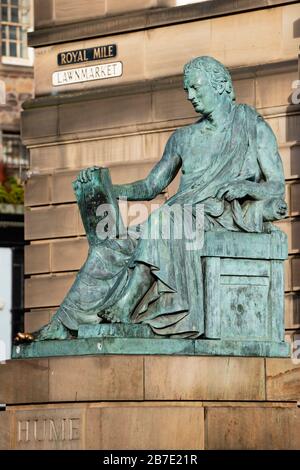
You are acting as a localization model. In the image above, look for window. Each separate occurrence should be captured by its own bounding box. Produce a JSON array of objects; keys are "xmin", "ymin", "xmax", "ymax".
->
[
  {"xmin": 1, "ymin": 0, "xmax": 31, "ymax": 61},
  {"xmin": 1, "ymin": 132, "xmax": 28, "ymax": 177}
]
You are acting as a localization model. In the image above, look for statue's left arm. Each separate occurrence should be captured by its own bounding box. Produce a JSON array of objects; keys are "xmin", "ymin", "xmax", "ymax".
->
[
  {"xmin": 218, "ymin": 117, "xmax": 285, "ymax": 201},
  {"xmin": 75, "ymin": 133, "xmax": 181, "ymax": 202},
  {"xmin": 113, "ymin": 133, "xmax": 182, "ymax": 201},
  {"xmin": 246, "ymin": 117, "xmax": 285, "ymax": 200}
]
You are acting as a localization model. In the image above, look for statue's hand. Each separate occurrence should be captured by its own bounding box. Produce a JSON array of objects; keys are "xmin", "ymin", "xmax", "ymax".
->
[
  {"xmin": 77, "ymin": 166, "xmax": 101, "ymax": 184},
  {"xmin": 263, "ymin": 198, "xmax": 287, "ymax": 221},
  {"xmin": 217, "ymin": 182, "xmax": 249, "ymax": 201}
]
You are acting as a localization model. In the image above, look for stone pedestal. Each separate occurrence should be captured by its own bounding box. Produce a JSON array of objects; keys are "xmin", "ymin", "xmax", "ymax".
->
[
  {"xmin": 15, "ymin": 230, "xmax": 290, "ymax": 359},
  {"xmin": 0, "ymin": 355, "xmax": 299, "ymax": 449}
]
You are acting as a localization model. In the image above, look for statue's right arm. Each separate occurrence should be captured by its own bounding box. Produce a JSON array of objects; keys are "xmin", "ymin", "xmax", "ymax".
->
[{"xmin": 114, "ymin": 133, "xmax": 182, "ymax": 201}]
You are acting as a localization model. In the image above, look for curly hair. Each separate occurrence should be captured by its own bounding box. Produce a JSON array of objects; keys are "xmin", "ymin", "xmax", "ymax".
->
[{"xmin": 184, "ymin": 56, "xmax": 235, "ymax": 101}]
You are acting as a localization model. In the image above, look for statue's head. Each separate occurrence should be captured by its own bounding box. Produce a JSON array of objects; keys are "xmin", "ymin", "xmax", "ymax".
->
[{"xmin": 183, "ymin": 56, "xmax": 235, "ymax": 115}]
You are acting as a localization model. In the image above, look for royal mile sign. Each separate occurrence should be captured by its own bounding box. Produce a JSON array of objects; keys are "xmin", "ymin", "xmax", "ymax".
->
[
  {"xmin": 52, "ymin": 44, "xmax": 122, "ymax": 86},
  {"xmin": 57, "ymin": 45, "xmax": 117, "ymax": 66}
]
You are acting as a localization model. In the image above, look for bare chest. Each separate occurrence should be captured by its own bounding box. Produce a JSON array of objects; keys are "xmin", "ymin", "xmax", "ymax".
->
[{"xmin": 179, "ymin": 127, "xmax": 226, "ymax": 175}]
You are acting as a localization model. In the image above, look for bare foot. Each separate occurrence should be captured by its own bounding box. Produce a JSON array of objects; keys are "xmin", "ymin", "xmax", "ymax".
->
[
  {"xmin": 15, "ymin": 319, "xmax": 72, "ymax": 343},
  {"xmin": 36, "ymin": 319, "xmax": 72, "ymax": 340},
  {"xmin": 100, "ymin": 297, "xmax": 132, "ymax": 324}
]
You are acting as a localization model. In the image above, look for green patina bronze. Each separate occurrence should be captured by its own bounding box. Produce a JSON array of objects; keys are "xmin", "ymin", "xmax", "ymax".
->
[{"xmin": 15, "ymin": 56, "xmax": 290, "ymax": 357}]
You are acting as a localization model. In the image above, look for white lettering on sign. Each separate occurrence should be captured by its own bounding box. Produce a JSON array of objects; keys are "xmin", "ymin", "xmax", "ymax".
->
[{"xmin": 52, "ymin": 61, "xmax": 123, "ymax": 86}]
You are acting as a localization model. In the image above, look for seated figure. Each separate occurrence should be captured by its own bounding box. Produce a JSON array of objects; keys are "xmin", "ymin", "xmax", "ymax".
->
[{"xmin": 19, "ymin": 56, "xmax": 287, "ymax": 342}]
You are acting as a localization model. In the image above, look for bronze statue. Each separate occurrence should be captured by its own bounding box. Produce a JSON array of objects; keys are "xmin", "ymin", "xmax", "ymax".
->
[{"xmin": 16, "ymin": 56, "xmax": 287, "ymax": 343}]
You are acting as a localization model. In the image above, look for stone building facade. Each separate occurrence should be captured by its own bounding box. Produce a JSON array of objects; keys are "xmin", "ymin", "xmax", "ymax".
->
[
  {"xmin": 0, "ymin": 0, "xmax": 33, "ymax": 181},
  {"xmin": 0, "ymin": 0, "xmax": 34, "ymax": 352},
  {"xmin": 0, "ymin": 0, "xmax": 300, "ymax": 450}
]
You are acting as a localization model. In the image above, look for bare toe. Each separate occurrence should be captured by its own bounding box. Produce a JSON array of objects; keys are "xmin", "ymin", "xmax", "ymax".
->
[
  {"xmin": 36, "ymin": 320, "xmax": 70, "ymax": 341},
  {"xmin": 14, "ymin": 332, "xmax": 34, "ymax": 344}
]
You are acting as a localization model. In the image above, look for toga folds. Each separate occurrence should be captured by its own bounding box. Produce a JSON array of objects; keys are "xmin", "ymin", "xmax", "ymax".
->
[{"xmin": 54, "ymin": 104, "xmax": 284, "ymax": 338}]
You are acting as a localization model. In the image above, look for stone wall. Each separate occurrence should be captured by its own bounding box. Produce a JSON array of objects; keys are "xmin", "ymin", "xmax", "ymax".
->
[
  {"xmin": 33, "ymin": 0, "xmax": 213, "ymax": 29},
  {"xmin": 0, "ymin": 355, "xmax": 299, "ymax": 449},
  {"xmin": 0, "ymin": 69, "xmax": 33, "ymax": 131}
]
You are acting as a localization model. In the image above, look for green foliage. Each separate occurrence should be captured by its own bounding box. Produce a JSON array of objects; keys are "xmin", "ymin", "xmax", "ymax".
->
[{"xmin": 0, "ymin": 176, "xmax": 24, "ymax": 205}]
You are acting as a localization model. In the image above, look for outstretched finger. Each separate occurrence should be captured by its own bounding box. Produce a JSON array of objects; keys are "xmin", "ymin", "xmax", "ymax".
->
[
  {"xmin": 79, "ymin": 170, "xmax": 86, "ymax": 183},
  {"xmin": 73, "ymin": 180, "xmax": 80, "ymax": 191},
  {"xmin": 87, "ymin": 167, "xmax": 98, "ymax": 181},
  {"xmin": 85, "ymin": 169, "xmax": 92, "ymax": 182}
]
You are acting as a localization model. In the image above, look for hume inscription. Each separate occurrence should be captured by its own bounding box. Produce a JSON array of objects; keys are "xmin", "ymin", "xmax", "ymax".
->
[
  {"xmin": 57, "ymin": 45, "xmax": 117, "ymax": 66},
  {"xmin": 17, "ymin": 417, "xmax": 80, "ymax": 443}
]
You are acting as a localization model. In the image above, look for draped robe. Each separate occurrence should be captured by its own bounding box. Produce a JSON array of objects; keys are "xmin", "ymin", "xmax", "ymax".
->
[{"xmin": 54, "ymin": 104, "xmax": 280, "ymax": 338}]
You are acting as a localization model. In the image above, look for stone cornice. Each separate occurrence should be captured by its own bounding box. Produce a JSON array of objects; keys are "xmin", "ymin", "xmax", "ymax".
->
[
  {"xmin": 0, "ymin": 62, "xmax": 34, "ymax": 77},
  {"xmin": 23, "ymin": 58, "xmax": 298, "ymax": 110},
  {"xmin": 28, "ymin": 0, "xmax": 299, "ymax": 48}
]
